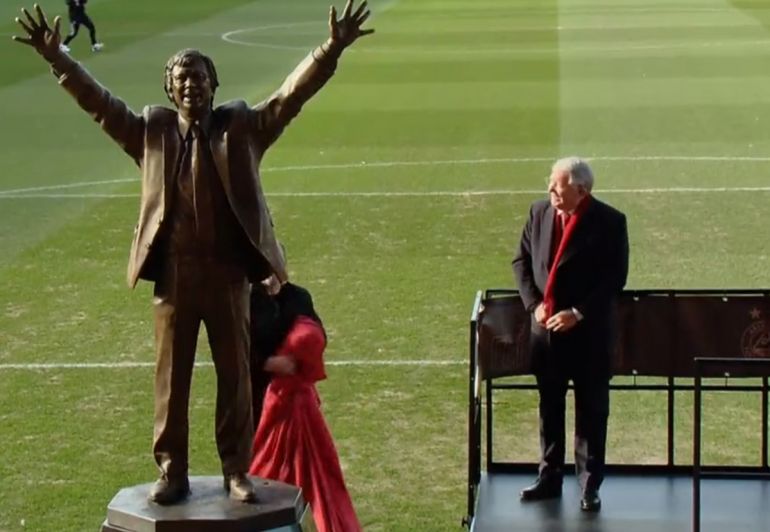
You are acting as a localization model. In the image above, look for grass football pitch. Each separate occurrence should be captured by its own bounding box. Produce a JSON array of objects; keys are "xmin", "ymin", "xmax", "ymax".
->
[{"xmin": 1, "ymin": 0, "xmax": 770, "ymax": 530}]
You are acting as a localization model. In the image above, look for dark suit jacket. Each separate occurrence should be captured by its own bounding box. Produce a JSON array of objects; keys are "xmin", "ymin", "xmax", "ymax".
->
[
  {"xmin": 52, "ymin": 48, "xmax": 339, "ymax": 287},
  {"xmin": 512, "ymin": 197, "xmax": 629, "ymax": 376}
]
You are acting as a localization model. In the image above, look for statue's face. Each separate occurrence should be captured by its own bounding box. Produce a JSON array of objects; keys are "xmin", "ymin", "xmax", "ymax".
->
[{"xmin": 169, "ymin": 57, "xmax": 213, "ymax": 120}]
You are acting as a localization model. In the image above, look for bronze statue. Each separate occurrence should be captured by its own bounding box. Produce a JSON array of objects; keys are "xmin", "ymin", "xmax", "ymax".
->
[{"xmin": 13, "ymin": 2, "xmax": 373, "ymax": 505}]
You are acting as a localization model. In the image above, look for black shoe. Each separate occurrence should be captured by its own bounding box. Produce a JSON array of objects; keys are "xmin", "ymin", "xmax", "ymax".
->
[
  {"xmin": 224, "ymin": 473, "xmax": 257, "ymax": 503},
  {"xmin": 520, "ymin": 477, "xmax": 562, "ymax": 501},
  {"xmin": 148, "ymin": 476, "xmax": 190, "ymax": 505},
  {"xmin": 580, "ymin": 489, "xmax": 601, "ymax": 512}
]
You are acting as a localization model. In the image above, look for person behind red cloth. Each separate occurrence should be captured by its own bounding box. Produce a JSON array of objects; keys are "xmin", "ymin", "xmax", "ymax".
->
[
  {"xmin": 249, "ymin": 282, "xmax": 361, "ymax": 532},
  {"xmin": 248, "ymin": 279, "xmax": 282, "ymax": 431}
]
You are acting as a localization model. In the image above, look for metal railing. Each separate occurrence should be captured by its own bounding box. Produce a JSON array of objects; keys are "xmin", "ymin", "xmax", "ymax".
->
[
  {"xmin": 692, "ymin": 357, "xmax": 770, "ymax": 532},
  {"xmin": 465, "ymin": 288, "xmax": 770, "ymax": 528}
]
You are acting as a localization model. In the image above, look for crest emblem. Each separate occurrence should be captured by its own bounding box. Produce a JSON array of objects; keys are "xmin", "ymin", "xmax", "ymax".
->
[{"xmin": 741, "ymin": 308, "xmax": 770, "ymax": 358}]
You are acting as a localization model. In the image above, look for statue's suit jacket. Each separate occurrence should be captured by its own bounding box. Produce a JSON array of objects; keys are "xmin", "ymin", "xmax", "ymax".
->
[
  {"xmin": 512, "ymin": 197, "xmax": 630, "ymax": 376},
  {"xmin": 53, "ymin": 49, "xmax": 338, "ymax": 287}
]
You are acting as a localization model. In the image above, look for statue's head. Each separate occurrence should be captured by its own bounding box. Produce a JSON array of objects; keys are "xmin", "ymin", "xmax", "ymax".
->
[{"xmin": 164, "ymin": 49, "xmax": 219, "ymax": 120}]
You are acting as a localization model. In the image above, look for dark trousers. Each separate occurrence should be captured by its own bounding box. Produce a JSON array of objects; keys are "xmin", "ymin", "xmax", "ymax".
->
[
  {"xmin": 152, "ymin": 256, "xmax": 254, "ymax": 479},
  {"xmin": 534, "ymin": 332, "xmax": 610, "ymax": 492},
  {"xmin": 63, "ymin": 14, "xmax": 97, "ymax": 45}
]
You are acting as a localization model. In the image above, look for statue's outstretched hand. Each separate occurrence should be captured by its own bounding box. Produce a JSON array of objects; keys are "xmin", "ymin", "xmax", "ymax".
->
[
  {"xmin": 12, "ymin": 4, "xmax": 63, "ymax": 62},
  {"xmin": 329, "ymin": 0, "xmax": 374, "ymax": 48}
]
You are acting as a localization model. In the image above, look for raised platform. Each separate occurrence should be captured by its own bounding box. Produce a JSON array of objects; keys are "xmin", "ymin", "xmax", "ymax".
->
[
  {"xmin": 471, "ymin": 472, "xmax": 770, "ymax": 532},
  {"xmin": 101, "ymin": 476, "xmax": 312, "ymax": 531}
]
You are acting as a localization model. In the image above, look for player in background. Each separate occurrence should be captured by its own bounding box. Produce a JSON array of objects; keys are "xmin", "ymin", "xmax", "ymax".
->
[{"xmin": 60, "ymin": 0, "xmax": 102, "ymax": 52}]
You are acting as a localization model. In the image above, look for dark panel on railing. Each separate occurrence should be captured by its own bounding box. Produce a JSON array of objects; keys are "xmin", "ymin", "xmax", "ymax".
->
[
  {"xmin": 675, "ymin": 297, "xmax": 770, "ymax": 376},
  {"xmin": 477, "ymin": 296, "xmax": 532, "ymax": 378},
  {"xmin": 615, "ymin": 294, "xmax": 676, "ymax": 375}
]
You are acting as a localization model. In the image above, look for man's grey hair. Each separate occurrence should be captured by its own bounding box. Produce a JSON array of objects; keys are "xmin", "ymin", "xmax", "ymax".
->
[{"xmin": 552, "ymin": 156, "xmax": 594, "ymax": 192}]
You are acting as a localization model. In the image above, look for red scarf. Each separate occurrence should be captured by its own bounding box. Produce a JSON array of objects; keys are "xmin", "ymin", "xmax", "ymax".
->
[{"xmin": 542, "ymin": 197, "xmax": 591, "ymax": 319}]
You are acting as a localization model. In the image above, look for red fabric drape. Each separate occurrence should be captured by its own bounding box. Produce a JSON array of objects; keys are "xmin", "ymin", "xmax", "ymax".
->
[
  {"xmin": 542, "ymin": 197, "xmax": 591, "ymax": 319},
  {"xmin": 249, "ymin": 317, "xmax": 361, "ymax": 532}
]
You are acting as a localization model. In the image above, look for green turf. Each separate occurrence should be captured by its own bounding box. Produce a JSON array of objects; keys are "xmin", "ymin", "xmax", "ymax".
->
[
  {"xmin": 1, "ymin": 0, "xmax": 770, "ymax": 530},
  {"xmin": 0, "ymin": 0, "xmax": 265, "ymax": 88}
]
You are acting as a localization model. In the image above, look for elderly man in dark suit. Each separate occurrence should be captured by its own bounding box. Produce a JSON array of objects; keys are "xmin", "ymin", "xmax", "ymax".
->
[
  {"xmin": 512, "ymin": 157, "xmax": 629, "ymax": 512},
  {"xmin": 14, "ymin": 1, "xmax": 372, "ymax": 505}
]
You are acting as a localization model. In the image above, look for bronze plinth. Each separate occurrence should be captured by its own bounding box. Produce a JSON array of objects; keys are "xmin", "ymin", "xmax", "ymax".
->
[{"xmin": 101, "ymin": 476, "xmax": 312, "ymax": 531}]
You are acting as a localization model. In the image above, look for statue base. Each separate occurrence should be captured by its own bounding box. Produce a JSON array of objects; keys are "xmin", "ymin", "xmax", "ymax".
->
[{"xmin": 101, "ymin": 476, "xmax": 313, "ymax": 531}]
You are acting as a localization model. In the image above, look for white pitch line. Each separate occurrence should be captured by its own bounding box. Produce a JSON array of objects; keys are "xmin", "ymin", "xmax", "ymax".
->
[
  {"xmin": 0, "ymin": 360, "xmax": 464, "ymax": 370},
  {"xmin": 1, "ymin": 186, "xmax": 770, "ymax": 199},
  {"xmin": 0, "ymin": 156, "xmax": 553, "ymax": 195},
  {"xmin": 221, "ymin": 21, "xmax": 329, "ymax": 51},
  {"xmin": 243, "ymin": 40, "xmax": 770, "ymax": 55},
  {"xmin": 354, "ymin": 39, "xmax": 770, "ymax": 57},
  {"xmin": 0, "ymin": 177, "xmax": 136, "ymax": 195},
  {"xmin": 0, "ymin": 157, "xmax": 550, "ymax": 195},
  {"xmin": 0, "ymin": 193, "xmax": 137, "ymax": 199},
  {"xmin": 2, "ymin": 155, "xmax": 770, "ymax": 196},
  {"xmin": 267, "ymin": 157, "xmax": 555, "ymax": 170},
  {"xmin": 271, "ymin": 187, "xmax": 770, "ymax": 195},
  {"xmin": 221, "ymin": 27, "xmax": 770, "ymax": 55}
]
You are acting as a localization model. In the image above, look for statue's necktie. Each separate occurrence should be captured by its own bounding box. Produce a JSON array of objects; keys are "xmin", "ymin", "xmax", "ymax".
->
[{"xmin": 189, "ymin": 123, "xmax": 210, "ymax": 235}]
